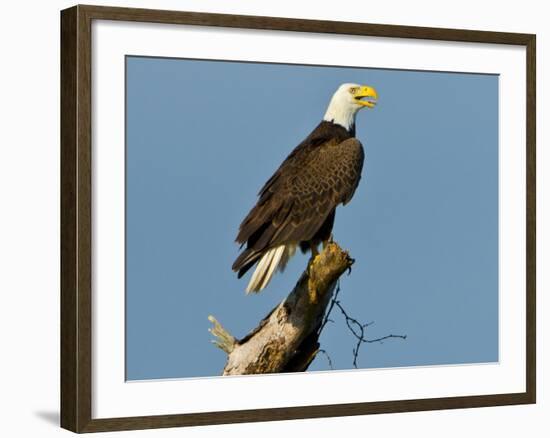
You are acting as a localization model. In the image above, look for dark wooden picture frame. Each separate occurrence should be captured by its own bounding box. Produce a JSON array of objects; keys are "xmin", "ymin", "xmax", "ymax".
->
[{"xmin": 61, "ymin": 4, "xmax": 536, "ymax": 433}]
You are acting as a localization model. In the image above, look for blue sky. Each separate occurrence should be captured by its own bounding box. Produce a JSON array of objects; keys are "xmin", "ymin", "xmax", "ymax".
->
[{"xmin": 125, "ymin": 56, "xmax": 499, "ymax": 380}]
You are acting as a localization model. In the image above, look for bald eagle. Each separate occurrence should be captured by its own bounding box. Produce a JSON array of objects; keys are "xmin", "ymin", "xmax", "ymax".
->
[{"xmin": 232, "ymin": 83, "xmax": 377, "ymax": 293}]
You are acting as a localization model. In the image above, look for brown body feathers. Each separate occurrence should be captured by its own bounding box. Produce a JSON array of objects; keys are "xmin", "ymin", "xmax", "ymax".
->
[{"xmin": 232, "ymin": 120, "xmax": 364, "ymax": 290}]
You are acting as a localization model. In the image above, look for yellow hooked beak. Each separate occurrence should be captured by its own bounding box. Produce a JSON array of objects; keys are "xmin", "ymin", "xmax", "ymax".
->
[{"xmin": 353, "ymin": 85, "xmax": 378, "ymax": 108}]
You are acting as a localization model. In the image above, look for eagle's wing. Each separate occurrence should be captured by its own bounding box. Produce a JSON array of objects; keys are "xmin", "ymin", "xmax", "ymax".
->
[{"xmin": 232, "ymin": 137, "xmax": 364, "ymax": 275}]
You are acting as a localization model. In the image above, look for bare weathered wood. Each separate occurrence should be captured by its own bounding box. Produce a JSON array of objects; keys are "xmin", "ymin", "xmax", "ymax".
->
[
  {"xmin": 208, "ymin": 316, "xmax": 236, "ymax": 354},
  {"xmin": 209, "ymin": 242, "xmax": 353, "ymax": 375}
]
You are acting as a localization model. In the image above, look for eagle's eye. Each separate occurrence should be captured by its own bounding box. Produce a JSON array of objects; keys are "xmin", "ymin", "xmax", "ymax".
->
[{"xmin": 349, "ymin": 87, "xmax": 358, "ymax": 94}]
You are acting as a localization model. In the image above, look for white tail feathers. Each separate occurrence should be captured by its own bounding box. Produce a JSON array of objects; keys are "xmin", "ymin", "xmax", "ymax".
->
[{"xmin": 246, "ymin": 244, "xmax": 296, "ymax": 293}]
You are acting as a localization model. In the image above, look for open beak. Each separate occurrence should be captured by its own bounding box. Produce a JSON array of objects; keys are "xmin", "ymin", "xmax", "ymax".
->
[{"xmin": 354, "ymin": 85, "xmax": 378, "ymax": 108}]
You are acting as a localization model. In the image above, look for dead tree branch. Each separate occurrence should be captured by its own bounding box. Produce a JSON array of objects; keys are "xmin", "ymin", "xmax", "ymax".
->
[
  {"xmin": 333, "ymin": 298, "xmax": 407, "ymax": 368},
  {"xmin": 318, "ymin": 280, "xmax": 407, "ymax": 369},
  {"xmin": 209, "ymin": 242, "xmax": 353, "ymax": 375}
]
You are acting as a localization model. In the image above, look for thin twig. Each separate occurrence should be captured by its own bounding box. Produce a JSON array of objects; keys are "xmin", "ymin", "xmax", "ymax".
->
[
  {"xmin": 333, "ymin": 301, "xmax": 407, "ymax": 368},
  {"xmin": 317, "ymin": 280, "xmax": 407, "ymax": 369},
  {"xmin": 316, "ymin": 270, "xmax": 407, "ymax": 370},
  {"xmin": 363, "ymin": 334, "xmax": 408, "ymax": 344},
  {"xmin": 319, "ymin": 280, "xmax": 342, "ymax": 333},
  {"xmin": 317, "ymin": 349, "xmax": 334, "ymax": 370}
]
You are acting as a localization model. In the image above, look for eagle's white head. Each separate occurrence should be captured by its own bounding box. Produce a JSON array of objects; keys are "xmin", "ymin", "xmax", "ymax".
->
[{"xmin": 323, "ymin": 83, "xmax": 378, "ymax": 131}]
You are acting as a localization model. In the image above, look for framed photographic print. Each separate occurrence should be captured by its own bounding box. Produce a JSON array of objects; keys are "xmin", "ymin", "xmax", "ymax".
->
[{"xmin": 60, "ymin": 4, "xmax": 536, "ymax": 433}]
